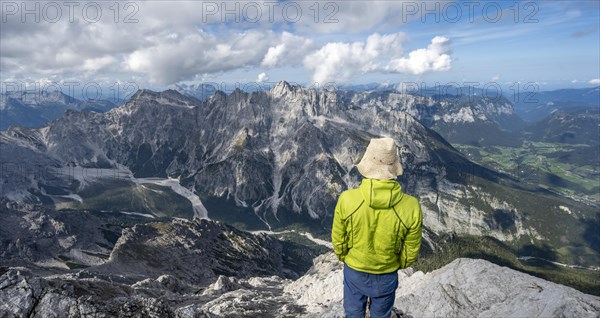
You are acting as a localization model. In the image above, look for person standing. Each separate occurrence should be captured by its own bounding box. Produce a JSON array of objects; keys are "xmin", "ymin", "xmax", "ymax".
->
[{"xmin": 332, "ymin": 137, "xmax": 423, "ymax": 318}]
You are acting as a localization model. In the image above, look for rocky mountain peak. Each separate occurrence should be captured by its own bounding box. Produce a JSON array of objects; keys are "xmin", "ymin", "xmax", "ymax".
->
[
  {"xmin": 130, "ymin": 88, "xmax": 156, "ymax": 99},
  {"xmin": 271, "ymin": 80, "xmax": 295, "ymax": 98},
  {"xmin": 124, "ymin": 89, "xmax": 200, "ymax": 112}
]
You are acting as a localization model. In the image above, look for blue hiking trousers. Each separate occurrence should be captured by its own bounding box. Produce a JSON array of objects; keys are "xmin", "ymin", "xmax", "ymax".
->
[{"xmin": 343, "ymin": 263, "xmax": 399, "ymax": 318}]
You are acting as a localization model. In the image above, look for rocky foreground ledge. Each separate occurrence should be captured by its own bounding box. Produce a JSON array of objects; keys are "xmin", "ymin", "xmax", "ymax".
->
[
  {"xmin": 2, "ymin": 254, "xmax": 599, "ymax": 317},
  {"xmin": 290, "ymin": 254, "xmax": 600, "ymax": 317},
  {"xmin": 1, "ymin": 213, "xmax": 599, "ymax": 317}
]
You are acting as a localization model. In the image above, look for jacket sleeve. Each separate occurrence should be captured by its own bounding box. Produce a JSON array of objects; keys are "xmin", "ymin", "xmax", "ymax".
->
[
  {"xmin": 331, "ymin": 194, "xmax": 347, "ymax": 262},
  {"xmin": 399, "ymin": 201, "xmax": 422, "ymax": 269}
]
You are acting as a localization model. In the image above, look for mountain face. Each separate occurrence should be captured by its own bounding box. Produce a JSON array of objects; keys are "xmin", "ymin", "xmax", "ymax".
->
[
  {"xmin": 514, "ymin": 86, "xmax": 600, "ymax": 122},
  {"xmin": 342, "ymin": 91, "xmax": 524, "ymax": 146},
  {"xmin": 0, "ymin": 205, "xmax": 320, "ymax": 281},
  {"xmin": 523, "ymin": 108, "xmax": 600, "ymax": 145},
  {"xmin": 96, "ymin": 217, "xmax": 313, "ymax": 283},
  {"xmin": 0, "ymin": 91, "xmax": 117, "ymax": 130},
  {"xmin": 1, "ymin": 82, "xmax": 598, "ymax": 267},
  {"xmin": 0, "ymin": 209, "xmax": 319, "ymax": 318},
  {"xmin": 175, "ymin": 84, "xmax": 526, "ymax": 145},
  {"xmin": 0, "ymin": 205, "xmax": 125, "ymax": 269}
]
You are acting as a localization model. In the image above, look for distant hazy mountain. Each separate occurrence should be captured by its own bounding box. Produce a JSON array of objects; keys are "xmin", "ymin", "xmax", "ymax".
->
[
  {"xmin": 0, "ymin": 91, "xmax": 118, "ymax": 130},
  {"xmin": 514, "ymin": 86, "xmax": 600, "ymax": 122},
  {"xmin": 1, "ymin": 82, "xmax": 597, "ymax": 268},
  {"xmin": 173, "ymin": 83, "xmax": 224, "ymax": 101},
  {"xmin": 338, "ymin": 82, "xmax": 395, "ymax": 91},
  {"xmin": 523, "ymin": 107, "xmax": 600, "ymax": 145}
]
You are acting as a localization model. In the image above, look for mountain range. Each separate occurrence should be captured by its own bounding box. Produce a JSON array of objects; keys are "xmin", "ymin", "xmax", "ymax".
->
[
  {"xmin": 513, "ymin": 86, "xmax": 600, "ymax": 122},
  {"xmin": 523, "ymin": 107, "xmax": 600, "ymax": 145},
  {"xmin": 1, "ymin": 82, "xmax": 597, "ymax": 269},
  {"xmin": 0, "ymin": 91, "xmax": 118, "ymax": 130}
]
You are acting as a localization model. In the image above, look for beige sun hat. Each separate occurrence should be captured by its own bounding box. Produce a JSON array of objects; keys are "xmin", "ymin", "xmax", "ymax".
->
[{"xmin": 356, "ymin": 137, "xmax": 403, "ymax": 180}]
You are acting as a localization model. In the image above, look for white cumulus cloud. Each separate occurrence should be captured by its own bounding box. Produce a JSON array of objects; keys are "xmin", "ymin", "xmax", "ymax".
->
[
  {"xmin": 303, "ymin": 33, "xmax": 406, "ymax": 83},
  {"xmin": 303, "ymin": 34, "xmax": 451, "ymax": 84},
  {"xmin": 589, "ymin": 78, "xmax": 600, "ymax": 85},
  {"xmin": 261, "ymin": 32, "xmax": 314, "ymax": 67},
  {"xmin": 385, "ymin": 36, "xmax": 452, "ymax": 75},
  {"xmin": 257, "ymin": 72, "xmax": 269, "ymax": 83},
  {"xmin": 124, "ymin": 30, "xmax": 276, "ymax": 85}
]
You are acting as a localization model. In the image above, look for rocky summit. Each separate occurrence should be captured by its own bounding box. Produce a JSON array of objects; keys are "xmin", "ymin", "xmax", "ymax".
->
[
  {"xmin": 297, "ymin": 255, "xmax": 600, "ymax": 317},
  {"xmin": 2, "ymin": 246, "xmax": 599, "ymax": 317}
]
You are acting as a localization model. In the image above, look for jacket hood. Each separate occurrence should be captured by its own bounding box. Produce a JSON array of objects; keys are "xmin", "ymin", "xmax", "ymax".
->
[{"xmin": 359, "ymin": 178, "xmax": 404, "ymax": 209}]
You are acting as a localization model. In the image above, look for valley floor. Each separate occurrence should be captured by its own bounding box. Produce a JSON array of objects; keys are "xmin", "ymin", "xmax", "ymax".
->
[{"xmin": 452, "ymin": 141, "xmax": 600, "ymax": 203}]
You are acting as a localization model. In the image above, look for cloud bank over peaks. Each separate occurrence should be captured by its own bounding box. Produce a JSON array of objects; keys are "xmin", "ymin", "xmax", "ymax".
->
[
  {"xmin": 3, "ymin": 19, "xmax": 451, "ymax": 87},
  {"xmin": 304, "ymin": 34, "xmax": 452, "ymax": 84},
  {"xmin": 121, "ymin": 28, "xmax": 451, "ymax": 86},
  {"xmin": 124, "ymin": 30, "xmax": 276, "ymax": 85}
]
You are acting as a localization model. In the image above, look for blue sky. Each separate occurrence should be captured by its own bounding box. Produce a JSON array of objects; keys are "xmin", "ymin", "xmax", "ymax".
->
[{"xmin": 1, "ymin": 0, "xmax": 598, "ymax": 98}]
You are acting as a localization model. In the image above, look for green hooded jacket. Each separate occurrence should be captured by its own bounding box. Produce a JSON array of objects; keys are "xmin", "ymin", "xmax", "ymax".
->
[{"xmin": 331, "ymin": 179, "xmax": 422, "ymax": 274}]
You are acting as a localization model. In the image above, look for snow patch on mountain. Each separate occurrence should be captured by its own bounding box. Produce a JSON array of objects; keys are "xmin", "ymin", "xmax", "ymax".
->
[{"xmin": 559, "ymin": 205, "xmax": 573, "ymax": 215}]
